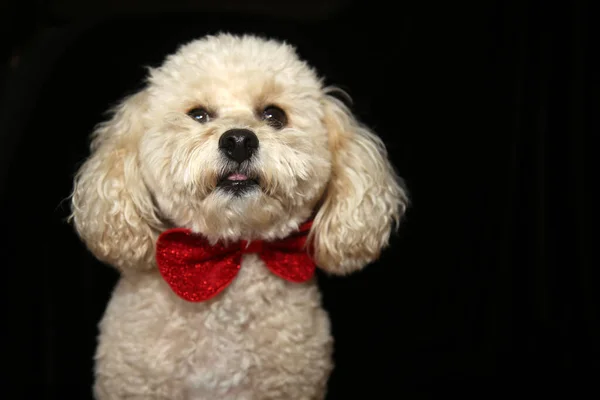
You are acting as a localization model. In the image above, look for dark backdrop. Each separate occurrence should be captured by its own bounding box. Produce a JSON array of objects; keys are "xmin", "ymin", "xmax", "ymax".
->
[{"xmin": 1, "ymin": 0, "xmax": 597, "ymax": 398}]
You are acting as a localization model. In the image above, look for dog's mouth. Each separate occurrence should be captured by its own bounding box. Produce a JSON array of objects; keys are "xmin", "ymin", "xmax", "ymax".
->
[{"xmin": 217, "ymin": 171, "xmax": 260, "ymax": 195}]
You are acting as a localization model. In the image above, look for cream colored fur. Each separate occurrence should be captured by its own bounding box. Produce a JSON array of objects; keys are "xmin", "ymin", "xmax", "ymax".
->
[{"xmin": 70, "ymin": 33, "xmax": 408, "ymax": 399}]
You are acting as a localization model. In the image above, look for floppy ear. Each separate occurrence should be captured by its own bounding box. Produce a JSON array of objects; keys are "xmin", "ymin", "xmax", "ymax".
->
[
  {"xmin": 311, "ymin": 90, "xmax": 409, "ymax": 274},
  {"xmin": 70, "ymin": 90, "xmax": 161, "ymax": 271}
]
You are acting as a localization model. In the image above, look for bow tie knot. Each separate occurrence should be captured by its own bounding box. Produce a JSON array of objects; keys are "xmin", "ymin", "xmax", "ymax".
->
[
  {"xmin": 241, "ymin": 240, "xmax": 264, "ymax": 254},
  {"xmin": 156, "ymin": 221, "xmax": 315, "ymax": 302}
]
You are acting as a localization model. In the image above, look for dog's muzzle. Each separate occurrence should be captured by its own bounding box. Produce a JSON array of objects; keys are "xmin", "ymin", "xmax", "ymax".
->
[{"xmin": 217, "ymin": 129, "xmax": 260, "ymax": 195}]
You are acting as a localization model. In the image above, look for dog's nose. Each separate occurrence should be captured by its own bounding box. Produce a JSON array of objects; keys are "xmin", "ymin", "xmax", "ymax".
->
[{"xmin": 218, "ymin": 129, "xmax": 259, "ymax": 163}]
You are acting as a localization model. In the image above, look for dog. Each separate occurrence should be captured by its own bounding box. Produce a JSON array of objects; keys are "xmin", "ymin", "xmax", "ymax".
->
[{"xmin": 70, "ymin": 33, "xmax": 408, "ymax": 400}]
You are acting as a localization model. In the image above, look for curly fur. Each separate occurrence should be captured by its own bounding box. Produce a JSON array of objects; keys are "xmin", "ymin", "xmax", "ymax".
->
[{"xmin": 70, "ymin": 33, "xmax": 408, "ymax": 399}]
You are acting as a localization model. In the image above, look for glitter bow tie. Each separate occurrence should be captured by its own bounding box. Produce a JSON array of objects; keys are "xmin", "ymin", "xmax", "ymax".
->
[{"xmin": 155, "ymin": 221, "xmax": 315, "ymax": 302}]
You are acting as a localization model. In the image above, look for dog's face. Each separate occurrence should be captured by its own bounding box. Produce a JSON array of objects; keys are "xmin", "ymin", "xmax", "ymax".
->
[
  {"xmin": 71, "ymin": 34, "xmax": 408, "ymax": 274},
  {"xmin": 139, "ymin": 36, "xmax": 331, "ymax": 242}
]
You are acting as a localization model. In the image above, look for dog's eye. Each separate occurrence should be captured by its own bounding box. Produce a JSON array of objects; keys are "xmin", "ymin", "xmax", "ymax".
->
[
  {"xmin": 187, "ymin": 107, "xmax": 211, "ymax": 123},
  {"xmin": 261, "ymin": 106, "xmax": 287, "ymax": 129}
]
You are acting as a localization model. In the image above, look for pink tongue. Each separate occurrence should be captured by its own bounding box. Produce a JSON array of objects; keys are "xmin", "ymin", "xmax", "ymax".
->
[{"xmin": 227, "ymin": 173, "xmax": 248, "ymax": 181}]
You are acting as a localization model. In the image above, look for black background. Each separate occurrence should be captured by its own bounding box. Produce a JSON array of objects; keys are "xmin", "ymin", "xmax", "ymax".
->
[{"xmin": 1, "ymin": 0, "xmax": 597, "ymax": 398}]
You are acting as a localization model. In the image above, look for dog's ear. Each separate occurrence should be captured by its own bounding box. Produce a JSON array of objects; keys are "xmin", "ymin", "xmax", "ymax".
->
[
  {"xmin": 310, "ymin": 90, "xmax": 409, "ymax": 274},
  {"xmin": 70, "ymin": 90, "xmax": 161, "ymax": 271}
]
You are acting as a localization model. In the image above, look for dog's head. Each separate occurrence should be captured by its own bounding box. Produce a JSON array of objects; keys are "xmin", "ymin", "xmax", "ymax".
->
[{"xmin": 71, "ymin": 34, "xmax": 408, "ymax": 274}]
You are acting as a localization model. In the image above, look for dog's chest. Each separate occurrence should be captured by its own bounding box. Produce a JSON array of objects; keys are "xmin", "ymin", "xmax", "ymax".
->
[{"xmin": 98, "ymin": 255, "xmax": 330, "ymax": 399}]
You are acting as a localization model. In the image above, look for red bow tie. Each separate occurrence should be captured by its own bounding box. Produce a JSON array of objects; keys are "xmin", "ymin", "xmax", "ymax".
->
[{"xmin": 155, "ymin": 221, "xmax": 315, "ymax": 302}]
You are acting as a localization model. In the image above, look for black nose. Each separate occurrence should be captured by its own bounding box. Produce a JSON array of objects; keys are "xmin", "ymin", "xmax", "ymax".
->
[{"xmin": 218, "ymin": 129, "xmax": 259, "ymax": 164}]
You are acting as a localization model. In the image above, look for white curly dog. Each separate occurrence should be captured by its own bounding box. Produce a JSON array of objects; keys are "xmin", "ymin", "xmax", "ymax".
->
[{"xmin": 71, "ymin": 33, "xmax": 408, "ymax": 400}]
